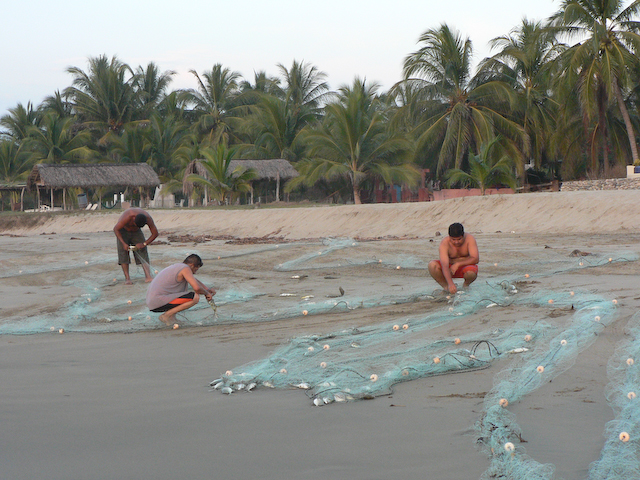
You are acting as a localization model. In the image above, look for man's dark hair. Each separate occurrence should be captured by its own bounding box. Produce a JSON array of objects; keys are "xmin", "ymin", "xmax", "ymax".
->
[
  {"xmin": 134, "ymin": 213, "xmax": 148, "ymax": 228},
  {"xmin": 184, "ymin": 254, "xmax": 203, "ymax": 267},
  {"xmin": 448, "ymin": 223, "xmax": 464, "ymax": 237}
]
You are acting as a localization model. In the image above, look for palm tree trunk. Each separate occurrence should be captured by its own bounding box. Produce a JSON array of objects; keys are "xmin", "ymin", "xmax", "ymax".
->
[{"xmin": 614, "ymin": 78, "xmax": 640, "ymax": 165}]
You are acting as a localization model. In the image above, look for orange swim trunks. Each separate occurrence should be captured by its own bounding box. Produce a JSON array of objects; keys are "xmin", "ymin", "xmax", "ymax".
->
[{"xmin": 434, "ymin": 261, "xmax": 478, "ymax": 279}]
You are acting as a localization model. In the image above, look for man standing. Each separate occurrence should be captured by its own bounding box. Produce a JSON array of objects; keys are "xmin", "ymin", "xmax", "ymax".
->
[
  {"xmin": 428, "ymin": 223, "xmax": 479, "ymax": 294},
  {"xmin": 146, "ymin": 254, "xmax": 216, "ymax": 326},
  {"xmin": 114, "ymin": 207, "xmax": 159, "ymax": 284}
]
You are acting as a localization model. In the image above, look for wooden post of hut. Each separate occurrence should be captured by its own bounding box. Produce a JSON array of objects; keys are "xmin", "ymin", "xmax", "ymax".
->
[
  {"xmin": 275, "ymin": 172, "xmax": 280, "ymax": 202},
  {"xmin": 50, "ymin": 187, "xmax": 54, "ymax": 210}
]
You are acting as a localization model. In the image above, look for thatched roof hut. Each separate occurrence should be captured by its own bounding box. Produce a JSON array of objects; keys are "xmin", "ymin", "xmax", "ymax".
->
[
  {"xmin": 229, "ymin": 159, "xmax": 298, "ymax": 180},
  {"xmin": 26, "ymin": 163, "xmax": 160, "ymax": 211},
  {"xmin": 27, "ymin": 163, "xmax": 160, "ymax": 189},
  {"xmin": 230, "ymin": 159, "xmax": 298, "ymax": 203}
]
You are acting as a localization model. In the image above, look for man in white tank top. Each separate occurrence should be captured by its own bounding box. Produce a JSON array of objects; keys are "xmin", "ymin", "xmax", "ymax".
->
[{"xmin": 146, "ymin": 254, "xmax": 216, "ymax": 326}]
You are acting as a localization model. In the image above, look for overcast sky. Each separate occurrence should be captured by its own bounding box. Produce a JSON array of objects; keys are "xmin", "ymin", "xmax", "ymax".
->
[{"xmin": 1, "ymin": 0, "xmax": 560, "ymax": 117}]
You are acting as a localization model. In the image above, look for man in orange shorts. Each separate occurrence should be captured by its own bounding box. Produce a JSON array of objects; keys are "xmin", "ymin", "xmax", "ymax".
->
[
  {"xmin": 428, "ymin": 223, "xmax": 479, "ymax": 294},
  {"xmin": 146, "ymin": 254, "xmax": 216, "ymax": 326}
]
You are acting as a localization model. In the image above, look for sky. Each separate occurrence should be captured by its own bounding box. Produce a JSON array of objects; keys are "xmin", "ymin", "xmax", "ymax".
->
[{"xmin": 0, "ymin": 0, "xmax": 560, "ymax": 117}]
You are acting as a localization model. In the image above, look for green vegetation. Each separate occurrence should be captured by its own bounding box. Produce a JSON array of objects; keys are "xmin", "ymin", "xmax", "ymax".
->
[{"xmin": 2, "ymin": 1, "xmax": 640, "ymax": 209}]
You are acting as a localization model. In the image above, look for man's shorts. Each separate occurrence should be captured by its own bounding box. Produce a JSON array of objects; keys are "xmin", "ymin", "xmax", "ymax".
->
[
  {"xmin": 150, "ymin": 292, "xmax": 196, "ymax": 312},
  {"xmin": 434, "ymin": 261, "xmax": 478, "ymax": 279},
  {"xmin": 117, "ymin": 229, "xmax": 149, "ymax": 265}
]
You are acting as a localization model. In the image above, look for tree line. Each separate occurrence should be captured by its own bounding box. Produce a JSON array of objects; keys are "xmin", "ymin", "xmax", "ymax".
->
[{"xmin": 2, "ymin": 0, "xmax": 640, "ymax": 207}]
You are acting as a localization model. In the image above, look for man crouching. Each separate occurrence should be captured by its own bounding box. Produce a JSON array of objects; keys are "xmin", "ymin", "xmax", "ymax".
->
[
  {"xmin": 428, "ymin": 222, "xmax": 479, "ymax": 295},
  {"xmin": 146, "ymin": 254, "xmax": 216, "ymax": 326}
]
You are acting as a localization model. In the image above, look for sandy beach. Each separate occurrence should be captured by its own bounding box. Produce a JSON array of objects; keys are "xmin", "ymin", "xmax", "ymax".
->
[{"xmin": 1, "ymin": 189, "xmax": 640, "ymax": 480}]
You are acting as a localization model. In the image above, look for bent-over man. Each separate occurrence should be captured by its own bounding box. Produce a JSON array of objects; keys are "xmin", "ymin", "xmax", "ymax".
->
[
  {"xmin": 146, "ymin": 254, "xmax": 216, "ymax": 326},
  {"xmin": 428, "ymin": 222, "xmax": 479, "ymax": 294},
  {"xmin": 114, "ymin": 207, "xmax": 159, "ymax": 284}
]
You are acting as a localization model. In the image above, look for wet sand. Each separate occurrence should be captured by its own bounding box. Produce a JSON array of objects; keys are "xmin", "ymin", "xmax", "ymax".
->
[{"xmin": 1, "ymin": 191, "xmax": 639, "ymax": 480}]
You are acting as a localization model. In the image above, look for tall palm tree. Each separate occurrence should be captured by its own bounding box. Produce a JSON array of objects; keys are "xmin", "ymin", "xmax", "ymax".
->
[
  {"xmin": 134, "ymin": 62, "xmax": 176, "ymax": 118},
  {"xmin": 550, "ymin": 0, "xmax": 640, "ymax": 173},
  {"xmin": 291, "ymin": 78, "xmax": 418, "ymax": 204},
  {"xmin": 478, "ymin": 19, "xmax": 565, "ymax": 170},
  {"xmin": 64, "ymin": 55, "xmax": 137, "ymax": 137},
  {"xmin": 397, "ymin": 24, "xmax": 527, "ymax": 176},
  {"xmin": 180, "ymin": 64, "xmax": 242, "ymax": 146},
  {"xmin": 276, "ymin": 60, "xmax": 330, "ymax": 121},
  {"xmin": 445, "ymin": 137, "xmax": 518, "ymax": 194}
]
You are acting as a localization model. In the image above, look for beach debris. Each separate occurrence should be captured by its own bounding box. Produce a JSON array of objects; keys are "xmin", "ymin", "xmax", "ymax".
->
[
  {"xmin": 236, "ymin": 383, "xmax": 246, "ymax": 391},
  {"xmin": 326, "ymin": 287, "xmax": 345, "ymax": 298},
  {"xmin": 247, "ymin": 383, "xmax": 257, "ymax": 392},
  {"xmin": 173, "ymin": 324, "xmax": 179, "ymax": 330},
  {"xmin": 58, "ymin": 328, "xmax": 64, "ymax": 334},
  {"xmin": 504, "ymin": 442, "xmax": 515, "ymax": 452},
  {"xmin": 301, "ymin": 295, "xmax": 314, "ymax": 300},
  {"xmin": 280, "ymin": 293, "xmax": 297, "ymax": 297},
  {"xmin": 291, "ymin": 275, "xmax": 308, "ymax": 280},
  {"xmin": 569, "ymin": 249, "xmax": 592, "ymax": 257},
  {"xmin": 263, "ymin": 381, "xmax": 275, "ymax": 388},
  {"xmin": 508, "ymin": 347, "xmax": 529, "ymax": 354},
  {"xmin": 313, "ymin": 397, "xmax": 323, "ymax": 406},
  {"xmin": 221, "ymin": 387, "xmax": 233, "ymax": 395},
  {"xmin": 292, "ymin": 382, "xmax": 310, "ymax": 390}
]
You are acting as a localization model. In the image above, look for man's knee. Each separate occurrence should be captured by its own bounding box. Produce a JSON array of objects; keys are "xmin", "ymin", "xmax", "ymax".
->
[
  {"xmin": 192, "ymin": 292, "xmax": 200, "ymax": 304},
  {"xmin": 464, "ymin": 271, "xmax": 477, "ymax": 283},
  {"xmin": 428, "ymin": 260, "xmax": 441, "ymax": 273}
]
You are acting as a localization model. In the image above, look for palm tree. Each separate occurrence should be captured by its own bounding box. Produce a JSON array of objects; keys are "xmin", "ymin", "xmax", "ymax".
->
[
  {"xmin": 64, "ymin": 55, "xmax": 137, "ymax": 137},
  {"xmin": 145, "ymin": 113, "xmax": 191, "ymax": 177},
  {"xmin": 276, "ymin": 60, "xmax": 330, "ymax": 121},
  {"xmin": 550, "ymin": 0, "xmax": 640, "ymax": 173},
  {"xmin": 26, "ymin": 112, "xmax": 95, "ymax": 164},
  {"xmin": 444, "ymin": 137, "xmax": 518, "ymax": 194},
  {"xmin": 478, "ymin": 19, "xmax": 565, "ymax": 170},
  {"xmin": 183, "ymin": 144, "xmax": 256, "ymax": 205},
  {"xmin": 291, "ymin": 78, "xmax": 418, "ymax": 204},
  {"xmin": 0, "ymin": 102, "xmax": 41, "ymax": 142},
  {"xmin": 0, "ymin": 140, "xmax": 33, "ymax": 209},
  {"xmin": 180, "ymin": 64, "xmax": 242, "ymax": 146},
  {"xmin": 134, "ymin": 62, "xmax": 176, "ymax": 118},
  {"xmin": 397, "ymin": 24, "xmax": 527, "ymax": 176}
]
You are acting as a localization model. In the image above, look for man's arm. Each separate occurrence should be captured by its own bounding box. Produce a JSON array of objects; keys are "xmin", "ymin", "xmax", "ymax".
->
[
  {"xmin": 451, "ymin": 235, "xmax": 480, "ymax": 272},
  {"xmin": 113, "ymin": 215, "xmax": 131, "ymax": 249},
  {"xmin": 181, "ymin": 268, "xmax": 215, "ymax": 300},
  {"xmin": 439, "ymin": 239, "xmax": 455, "ymax": 289},
  {"xmin": 144, "ymin": 214, "xmax": 159, "ymax": 245}
]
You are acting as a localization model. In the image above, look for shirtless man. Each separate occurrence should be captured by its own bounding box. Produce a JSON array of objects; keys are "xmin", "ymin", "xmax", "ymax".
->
[
  {"xmin": 113, "ymin": 207, "xmax": 159, "ymax": 284},
  {"xmin": 146, "ymin": 254, "xmax": 216, "ymax": 326},
  {"xmin": 428, "ymin": 223, "xmax": 479, "ymax": 294}
]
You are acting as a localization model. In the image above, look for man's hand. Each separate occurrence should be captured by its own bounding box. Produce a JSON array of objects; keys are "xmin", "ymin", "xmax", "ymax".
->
[
  {"xmin": 448, "ymin": 282, "xmax": 458, "ymax": 295},
  {"xmin": 450, "ymin": 263, "xmax": 460, "ymax": 275}
]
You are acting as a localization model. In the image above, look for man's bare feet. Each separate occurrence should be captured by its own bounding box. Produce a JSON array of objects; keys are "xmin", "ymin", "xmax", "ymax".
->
[
  {"xmin": 145, "ymin": 277, "xmax": 153, "ymax": 283},
  {"xmin": 158, "ymin": 313, "xmax": 175, "ymax": 326},
  {"xmin": 124, "ymin": 279, "xmax": 133, "ymax": 285}
]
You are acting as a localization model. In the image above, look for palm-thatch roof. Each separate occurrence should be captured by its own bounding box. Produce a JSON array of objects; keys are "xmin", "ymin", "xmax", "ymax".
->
[
  {"xmin": 229, "ymin": 159, "xmax": 298, "ymax": 180},
  {"xmin": 27, "ymin": 163, "xmax": 160, "ymax": 190}
]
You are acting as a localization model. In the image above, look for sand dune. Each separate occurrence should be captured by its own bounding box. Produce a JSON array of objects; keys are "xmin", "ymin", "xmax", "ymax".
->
[{"xmin": 4, "ymin": 189, "xmax": 640, "ymax": 238}]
